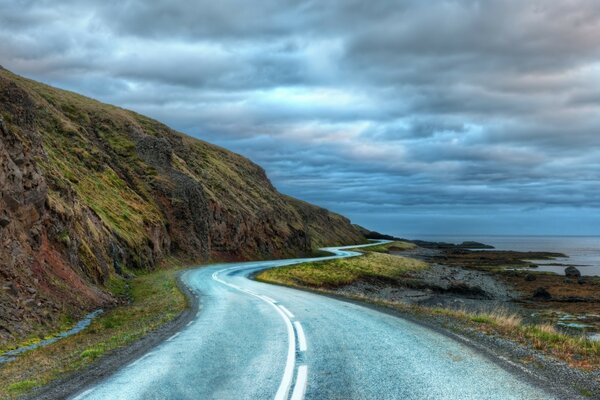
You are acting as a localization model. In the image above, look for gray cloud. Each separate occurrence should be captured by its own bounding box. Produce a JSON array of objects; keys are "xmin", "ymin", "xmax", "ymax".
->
[{"xmin": 1, "ymin": 0, "xmax": 599, "ymax": 235}]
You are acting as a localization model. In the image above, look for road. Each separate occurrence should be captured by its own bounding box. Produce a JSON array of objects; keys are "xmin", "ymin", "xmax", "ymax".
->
[{"xmin": 72, "ymin": 243, "xmax": 555, "ymax": 400}]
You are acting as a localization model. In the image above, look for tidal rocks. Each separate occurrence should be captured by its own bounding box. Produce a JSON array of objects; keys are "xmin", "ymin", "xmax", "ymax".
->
[
  {"xmin": 565, "ymin": 266, "xmax": 581, "ymax": 278},
  {"xmin": 533, "ymin": 287, "xmax": 552, "ymax": 300},
  {"xmin": 446, "ymin": 281, "xmax": 491, "ymax": 299}
]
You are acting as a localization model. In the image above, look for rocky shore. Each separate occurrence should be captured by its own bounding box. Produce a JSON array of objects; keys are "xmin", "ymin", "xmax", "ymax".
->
[{"xmin": 338, "ymin": 241, "xmax": 600, "ymax": 339}]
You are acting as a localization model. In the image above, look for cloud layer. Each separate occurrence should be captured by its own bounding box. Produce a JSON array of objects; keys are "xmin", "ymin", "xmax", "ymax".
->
[{"xmin": 2, "ymin": 0, "xmax": 600, "ymax": 236}]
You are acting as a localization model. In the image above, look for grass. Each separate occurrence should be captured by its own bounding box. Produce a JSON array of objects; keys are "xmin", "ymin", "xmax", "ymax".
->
[
  {"xmin": 259, "ymin": 251, "xmax": 600, "ymax": 370},
  {"xmin": 257, "ymin": 251, "xmax": 427, "ymax": 289},
  {"xmin": 0, "ymin": 265, "xmax": 188, "ymax": 399},
  {"xmin": 353, "ymin": 241, "xmax": 416, "ymax": 253},
  {"xmin": 6, "ymin": 380, "xmax": 39, "ymax": 396}
]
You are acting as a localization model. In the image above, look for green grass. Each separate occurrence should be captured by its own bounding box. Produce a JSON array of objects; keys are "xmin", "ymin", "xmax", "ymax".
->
[
  {"xmin": 257, "ymin": 252, "xmax": 427, "ymax": 289},
  {"xmin": 352, "ymin": 241, "xmax": 416, "ymax": 253},
  {"xmin": 7, "ymin": 380, "xmax": 39, "ymax": 396},
  {"xmin": 80, "ymin": 346, "xmax": 105, "ymax": 360},
  {"xmin": 0, "ymin": 265, "xmax": 188, "ymax": 399}
]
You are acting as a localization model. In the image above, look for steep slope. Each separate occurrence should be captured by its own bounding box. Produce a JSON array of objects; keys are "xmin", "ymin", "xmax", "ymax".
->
[{"xmin": 0, "ymin": 67, "xmax": 365, "ymax": 343}]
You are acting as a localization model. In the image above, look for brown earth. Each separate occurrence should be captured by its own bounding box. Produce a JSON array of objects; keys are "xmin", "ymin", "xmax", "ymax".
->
[{"xmin": 0, "ymin": 67, "xmax": 365, "ymax": 345}]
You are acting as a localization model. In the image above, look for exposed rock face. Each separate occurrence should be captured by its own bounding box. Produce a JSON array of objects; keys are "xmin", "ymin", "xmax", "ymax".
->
[{"xmin": 0, "ymin": 68, "xmax": 365, "ymax": 343}]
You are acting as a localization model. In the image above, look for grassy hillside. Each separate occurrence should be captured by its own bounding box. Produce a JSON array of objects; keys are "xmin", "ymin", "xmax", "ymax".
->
[{"xmin": 0, "ymin": 66, "xmax": 365, "ymax": 345}]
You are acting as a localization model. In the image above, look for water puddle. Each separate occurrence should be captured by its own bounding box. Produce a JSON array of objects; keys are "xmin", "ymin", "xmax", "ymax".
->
[
  {"xmin": 533, "ymin": 311, "xmax": 600, "ymax": 341},
  {"xmin": 0, "ymin": 309, "xmax": 103, "ymax": 364}
]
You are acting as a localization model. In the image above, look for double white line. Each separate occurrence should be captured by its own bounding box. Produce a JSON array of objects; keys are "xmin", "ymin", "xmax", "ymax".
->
[{"xmin": 212, "ymin": 267, "xmax": 308, "ymax": 400}]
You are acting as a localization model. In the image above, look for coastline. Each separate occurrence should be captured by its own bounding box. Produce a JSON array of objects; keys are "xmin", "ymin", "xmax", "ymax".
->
[{"xmin": 406, "ymin": 235, "xmax": 600, "ymax": 276}]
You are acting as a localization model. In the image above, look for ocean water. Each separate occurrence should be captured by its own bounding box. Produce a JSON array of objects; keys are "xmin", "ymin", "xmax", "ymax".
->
[{"xmin": 408, "ymin": 235, "xmax": 600, "ymax": 277}]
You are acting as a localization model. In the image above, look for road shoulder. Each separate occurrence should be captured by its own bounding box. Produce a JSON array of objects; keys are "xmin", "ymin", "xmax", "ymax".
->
[{"xmin": 23, "ymin": 271, "xmax": 199, "ymax": 400}]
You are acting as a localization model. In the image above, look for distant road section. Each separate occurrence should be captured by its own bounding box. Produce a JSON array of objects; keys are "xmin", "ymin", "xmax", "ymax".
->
[{"xmin": 71, "ymin": 243, "xmax": 553, "ymax": 400}]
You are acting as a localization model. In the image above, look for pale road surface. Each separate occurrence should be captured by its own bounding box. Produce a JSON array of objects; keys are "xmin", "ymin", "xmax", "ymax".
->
[{"xmin": 71, "ymin": 243, "xmax": 555, "ymax": 400}]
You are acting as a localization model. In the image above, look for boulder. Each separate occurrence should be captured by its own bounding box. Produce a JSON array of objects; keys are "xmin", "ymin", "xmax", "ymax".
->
[
  {"xmin": 565, "ymin": 266, "xmax": 581, "ymax": 278},
  {"xmin": 533, "ymin": 287, "xmax": 551, "ymax": 300},
  {"xmin": 524, "ymin": 273, "xmax": 536, "ymax": 282}
]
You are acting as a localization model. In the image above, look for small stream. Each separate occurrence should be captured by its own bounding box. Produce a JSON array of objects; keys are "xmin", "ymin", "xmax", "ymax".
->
[{"xmin": 0, "ymin": 309, "xmax": 104, "ymax": 364}]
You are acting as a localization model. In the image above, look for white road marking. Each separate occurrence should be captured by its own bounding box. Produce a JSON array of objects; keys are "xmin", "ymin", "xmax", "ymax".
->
[
  {"xmin": 261, "ymin": 295, "xmax": 277, "ymax": 303},
  {"xmin": 167, "ymin": 332, "xmax": 180, "ymax": 342},
  {"xmin": 128, "ymin": 351, "xmax": 154, "ymax": 368},
  {"xmin": 272, "ymin": 301, "xmax": 296, "ymax": 400},
  {"xmin": 184, "ymin": 242, "xmax": 389, "ymax": 399},
  {"xmin": 291, "ymin": 365, "xmax": 308, "ymax": 400},
  {"xmin": 187, "ymin": 321, "xmax": 193, "ymax": 327},
  {"xmin": 212, "ymin": 268, "xmax": 296, "ymax": 400},
  {"xmin": 278, "ymin": 305, "xmax": 295, "ymax": 319},
  {"xmin": 293, "ymin": 321, "xmax": 307, "ymax": 352},
  {"xmin": 72, "ymin": 388, "xmax": 95, "ymax": 400}
]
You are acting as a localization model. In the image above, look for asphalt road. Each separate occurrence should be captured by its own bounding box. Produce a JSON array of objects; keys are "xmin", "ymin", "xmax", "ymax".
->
[{"xmin": 71, "ymin": 243, "xmax": 555, "ymax": 400}]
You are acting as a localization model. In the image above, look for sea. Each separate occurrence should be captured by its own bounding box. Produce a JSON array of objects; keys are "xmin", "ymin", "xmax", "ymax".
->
[{"xmin": 405, "ymin": 235, "xmax": 600, "ymax": 277}]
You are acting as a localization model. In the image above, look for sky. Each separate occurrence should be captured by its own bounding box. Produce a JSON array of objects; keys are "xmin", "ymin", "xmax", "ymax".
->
[{"xmin": 1, "ymin": 0, "xmax": 600, "ymax": 237}]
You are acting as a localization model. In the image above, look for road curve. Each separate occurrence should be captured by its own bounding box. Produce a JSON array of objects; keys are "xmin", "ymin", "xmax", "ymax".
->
[{"xmin": 71, "ymin": 243, "xmax": 556, "ymax": 400}]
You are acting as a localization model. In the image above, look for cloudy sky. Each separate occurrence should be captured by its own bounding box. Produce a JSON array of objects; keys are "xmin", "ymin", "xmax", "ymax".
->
[{"xmin": 2, "ymin": 0, "xmax": 600, "ymax": 237}]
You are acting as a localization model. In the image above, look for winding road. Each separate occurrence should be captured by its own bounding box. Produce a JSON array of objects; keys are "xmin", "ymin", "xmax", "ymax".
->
[{"xmin": 71, "ymin": 243, "xmax": 555, "ymax": 400}]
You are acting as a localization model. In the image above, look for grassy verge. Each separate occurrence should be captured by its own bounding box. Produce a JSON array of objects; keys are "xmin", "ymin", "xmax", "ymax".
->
[
  {"xmin": 257, "ymin": 252, "xmax": 427, "ymax": 289},
  {"xmin": 0, "ymin": 265, "xmax": 187, "ymax": 399},
  {"xmin": 257, "ymin": 252, "xmax": 600, "ymax": 370},
  {"xmin": 352, "ymin": 240, "xmax": 416, "ymax": 253}
]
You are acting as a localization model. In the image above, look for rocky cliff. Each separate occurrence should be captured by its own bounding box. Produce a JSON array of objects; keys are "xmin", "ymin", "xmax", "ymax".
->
[{"xmin": 0, "ymin": 67, "xmax": 365, "ymax": 343}]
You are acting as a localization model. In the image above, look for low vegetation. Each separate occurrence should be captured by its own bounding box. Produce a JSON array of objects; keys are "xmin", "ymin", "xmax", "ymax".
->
[
  {"xmin": 353, "ymin": 240, "xmax": 416, "ymax": 253},
  {"xmin": 257, "ymin": 251, "xmax": 427, "ymax": 289},
  {"xmin": 0, "ymin": 265, "xmax": 187, "ymax": 399}
]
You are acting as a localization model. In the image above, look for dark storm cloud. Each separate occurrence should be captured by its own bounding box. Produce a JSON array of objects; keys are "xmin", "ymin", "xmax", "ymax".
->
[{"xmin": 1, "ymin": 0, "xmax": 599, "ymax": 234}]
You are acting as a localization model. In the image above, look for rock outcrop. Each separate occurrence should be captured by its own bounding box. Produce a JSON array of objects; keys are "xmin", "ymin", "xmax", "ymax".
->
[
  {"xmin": 0, "ymin": 68, "xmax": 365, "ymax": 343},
  {"xmin": 564, "ymin": 266, "xmax": 581, "ymax": 279}
]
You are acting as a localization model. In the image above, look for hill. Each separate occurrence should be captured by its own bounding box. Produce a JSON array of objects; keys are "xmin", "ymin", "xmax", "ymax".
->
[{"xmin": 0, "ymin": 67, "xmax": 365, "ymax": 343}]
